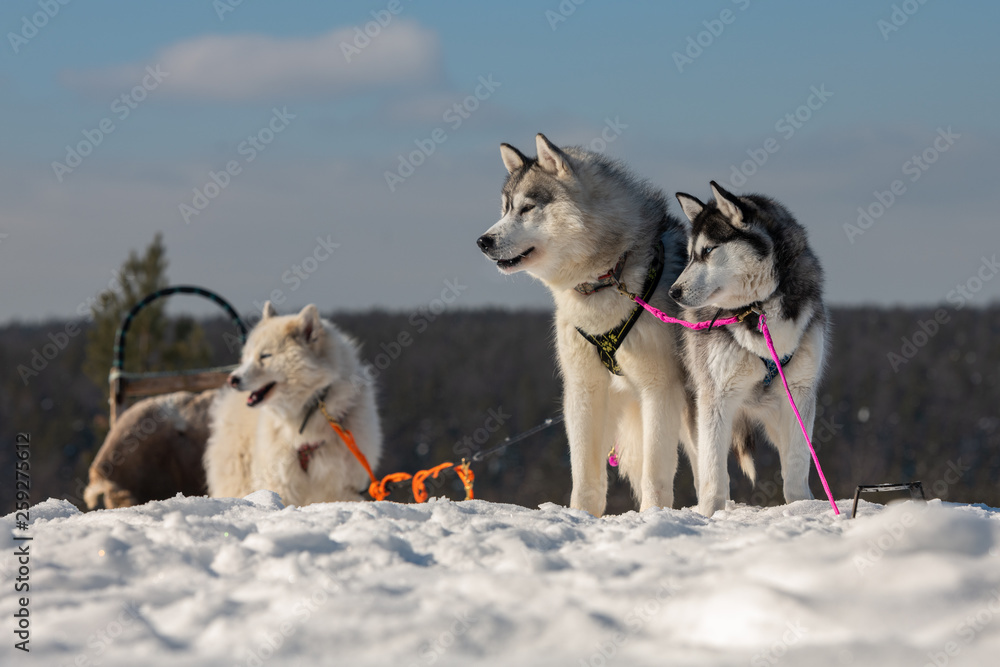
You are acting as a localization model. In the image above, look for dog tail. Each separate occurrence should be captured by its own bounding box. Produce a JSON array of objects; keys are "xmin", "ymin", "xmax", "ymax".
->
[{"xmin": 733, "ymin": 417, "xmax": 757, "ymax": 485}]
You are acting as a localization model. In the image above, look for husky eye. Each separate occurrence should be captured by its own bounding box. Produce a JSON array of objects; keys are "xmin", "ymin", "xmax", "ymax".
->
[
  {"xmin": 259, "ymin": 353, "xmax": 272, "ymax": 361},
  {"xmin": 701, "ymin": 245, "xmax": 717, "ymax": 260},
  {"xmin": 520, "ymin": 204, "xmax": 535, "ymax": 215}
]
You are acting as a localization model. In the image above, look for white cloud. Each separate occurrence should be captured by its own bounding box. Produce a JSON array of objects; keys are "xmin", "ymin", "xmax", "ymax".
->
[{"xmin": 60, "ymin": 22, "xmax": 442, "ymax": 101}]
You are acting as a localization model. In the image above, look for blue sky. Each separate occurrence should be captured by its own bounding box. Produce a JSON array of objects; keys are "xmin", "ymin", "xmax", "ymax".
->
[{"xmin": 1, "ymin": 0, "xmax": 998, "ymax": 323}]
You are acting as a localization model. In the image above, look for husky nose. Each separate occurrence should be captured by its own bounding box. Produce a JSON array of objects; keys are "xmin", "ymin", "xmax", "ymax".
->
[
  {"xmin": 228, "ymin": 374, "xmax": 241, "ymax": 389},
  {"xmin": 669, "ymin": 285, "xmax": 683, "ymax": 302},
  {"xmin": 477, "ymin": 234, "xmax": 495, "ymax": 253}
]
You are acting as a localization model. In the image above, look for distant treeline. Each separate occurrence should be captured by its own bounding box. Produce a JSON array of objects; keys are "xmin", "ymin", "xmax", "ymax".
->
[{"xmin": 1, "ymin": 306, "xmax": 998, "ymax": 515}]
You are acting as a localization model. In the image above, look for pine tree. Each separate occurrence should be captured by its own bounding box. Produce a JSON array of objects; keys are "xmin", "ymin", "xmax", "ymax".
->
[{"xmin": 82, "ymin": 234, "xmax": 213, "ymax": 402}]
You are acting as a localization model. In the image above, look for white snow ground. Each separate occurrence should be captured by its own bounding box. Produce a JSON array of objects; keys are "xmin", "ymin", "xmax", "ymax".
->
[{"xmin": 3, "ymin": 494, "xmax": 1000, "ymax": 667}]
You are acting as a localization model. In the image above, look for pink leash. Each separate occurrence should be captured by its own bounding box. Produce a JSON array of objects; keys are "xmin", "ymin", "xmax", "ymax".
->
[
  {"xmin": 757, "ymin": 312, "xmax": 839, "ymax": 514},
  {"xmin": 630, "ymin": 296, "xmax": 840, "ymax": 515},
  {"xmin": 634, "ymin": 296, "xmax": 743, "ymax": 330}
]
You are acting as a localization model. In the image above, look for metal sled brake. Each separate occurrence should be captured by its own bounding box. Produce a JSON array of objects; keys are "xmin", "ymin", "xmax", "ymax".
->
[
  {"xmin": 851, "ymin": 482, "xmax": 926, "ymax": 519},
  {"xmin": 108, "ymin": 285, "xmax": 248, "ymax": 428}
]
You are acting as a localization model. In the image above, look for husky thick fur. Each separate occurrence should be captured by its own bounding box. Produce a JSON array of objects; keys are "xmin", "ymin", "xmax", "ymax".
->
[
  {"xmin": 671, "ymin": 181, "xmax": 827, "ymax": 516},
  {"xmin": 85, "ymin": 389, "xmax": 214, "ymax": 509},
  {"xmin": 478, "ymin": 133, "xmax": 692, "ymax": 516},
  {"xmin": 205, "ymin": 303, "xmax": 382, "ymax": 506}
]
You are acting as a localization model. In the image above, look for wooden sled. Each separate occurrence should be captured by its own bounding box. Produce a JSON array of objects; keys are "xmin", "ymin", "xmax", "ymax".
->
[{"xmin": 108, "ymin": 285, "xmax": 247, "ymax": 428}]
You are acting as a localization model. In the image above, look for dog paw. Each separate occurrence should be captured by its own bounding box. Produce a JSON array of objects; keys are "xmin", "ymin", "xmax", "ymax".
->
[
  {"xmin": 783, "ymin": 484, "xmax": 814, "ymax": 503},
  {"xmin": 696, "ymin": 496, "xmax": 727, "ymax": 517},
  {"xmin": 639, "ymin": 491, "xmax": 673, "ymax": 512},
  {"xmin": 570, "ymin": 492, "xmax": 606, "ymax": 518}
]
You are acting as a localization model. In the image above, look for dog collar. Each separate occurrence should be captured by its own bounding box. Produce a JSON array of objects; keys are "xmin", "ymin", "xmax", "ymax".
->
[
  {"xmin": 704, "ymin": 303, "xmax": 762, "ymax": 332},
  {"xmin": 574, "ymin": 252, "xmax": 629, "ymax": 296},
  {"xmin": 706, "ymin": 302, "xmax": 791, "ymax": 385},
  {"xmin": 576, "ymin": 242, "xmax": 665, "ymax": 375},
  {"xmin": 297, "ymin": 442, "xmax": 323, "ymax": 472},
  {"xmin": 298, "ymin": 385, "xmax": 332, "ymax": 434}
]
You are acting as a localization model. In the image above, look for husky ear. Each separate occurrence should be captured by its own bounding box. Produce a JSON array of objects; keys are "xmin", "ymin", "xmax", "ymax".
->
[
  {"xmin": 710, "ymin": 181, "xmax": 745, "ymax": 227},
  {"xmin": 261, "ymin": 301, "xmax": 277, "ymax": 320},
  {"xmin": 500, "ymin": 143, "xmax": 527, "ymax": 174},
  {"xmin": 675, "ymin": 193, "xmax": 705, "ymax": 223},
  {"xmin": 535, "ymin": 133, "xmax": 573, "ymax": 178},
  {"xmin": 296, "ymin": 304, "xmax": 322, "ymax": 343}
]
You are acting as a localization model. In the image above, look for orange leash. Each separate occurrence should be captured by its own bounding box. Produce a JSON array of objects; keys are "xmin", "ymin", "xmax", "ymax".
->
[
  {"xmin": 318, "ymin": 400, "xmax": 387, "ymax": 499},
  {"xmin": 370, "ymin": 472, "xmax": 413, "ymax": 502},
  {"xmin": 319, "ymin": 400, "xmax": 475, "ymax": 503},
  {"xmin": 412, "ymin": 462, "xmax": 454, "ymax": 503}
]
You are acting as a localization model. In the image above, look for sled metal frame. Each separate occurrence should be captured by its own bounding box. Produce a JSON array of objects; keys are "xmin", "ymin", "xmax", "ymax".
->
[
  {"xmin": 851, "ymin": 481, "xmax": 926, "ymax": 519},
  {"xmin": 108, "ymin": 285, "xmax": 247, "ymax": 428}
]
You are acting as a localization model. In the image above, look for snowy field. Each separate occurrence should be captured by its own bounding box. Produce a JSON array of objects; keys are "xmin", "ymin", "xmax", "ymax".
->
[{"xmin": 3, "ymin": 494, "xmax": 1000, "ymax": 667}]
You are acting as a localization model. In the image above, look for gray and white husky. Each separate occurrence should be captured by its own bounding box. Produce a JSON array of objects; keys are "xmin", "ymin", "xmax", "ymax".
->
[
  {"xmin": 671, "ymin": 181, "xmax": 828, "ymax": 516},
  {"xmin": 478, "ymin": 133, "xmax": 693, "ymax": 516}
]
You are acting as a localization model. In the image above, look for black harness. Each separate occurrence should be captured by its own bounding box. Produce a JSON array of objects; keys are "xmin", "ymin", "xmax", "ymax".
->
[
  {"xmin": 762, "ymin": 353, "xmax": 793, "ymax": 386},
  {"xmin": 576, "ymin": 241, "xmax": 665, "ymax": 376}
]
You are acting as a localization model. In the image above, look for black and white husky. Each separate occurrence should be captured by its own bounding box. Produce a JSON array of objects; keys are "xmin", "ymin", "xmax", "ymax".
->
[
  {"xmin": 671, "ymin": 182, "xmax": 828, "ymax": 516},
  {"xmin": 478, "ymin": 134, "xmax": 693, "ymax": 516}
]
